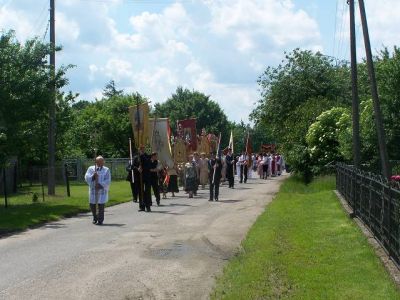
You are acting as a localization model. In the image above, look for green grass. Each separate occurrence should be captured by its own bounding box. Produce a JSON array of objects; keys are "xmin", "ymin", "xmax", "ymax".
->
[
  {"xmin": 0, "ymin": 181, "xmax": 132, "ymax": 234},
  {"xmin": 211, "ymin": 176, "xmax": 400, "ymax": 300}
]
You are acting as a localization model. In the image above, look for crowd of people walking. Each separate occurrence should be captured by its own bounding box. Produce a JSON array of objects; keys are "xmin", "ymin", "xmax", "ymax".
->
[{"xmin": 85, "ymin": 148, "xmax": 285, "ymax": 224}]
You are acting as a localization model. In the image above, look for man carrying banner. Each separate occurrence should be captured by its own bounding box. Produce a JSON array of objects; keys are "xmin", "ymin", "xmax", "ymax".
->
[
  {"xmin": 226, "ymin": 148, "xmax": 235, "ymax": 188},
  {"xmin": 149, "ymin": 152, "xmax": 161, "ymax": 206},
  {"xmin": 208, "ymin": 152, "xmax": 222, "ymax": 201}
]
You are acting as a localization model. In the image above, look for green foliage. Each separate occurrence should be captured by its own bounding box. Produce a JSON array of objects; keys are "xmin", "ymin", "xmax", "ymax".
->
[
  {"xmin": 102, "ymin": 80, "xmax": 123, "ymax": 98},
  {"xmin": 0, "ymin": 31, "xmax": 73, "ymax": 165},
  {"xmin": 256, "ymin": 49, "xmax": 350, "ymax": 140},
  {"xmin": 252, "ymin": 49, "xmax": 351, "ymax": 178},
  {"xmin": 253, "ymin": 46, "xmax": 400, "ymax": 177},
  {"xmin": 154, "ymin": 87, "xmax": 231, "ymax": 144},
  {"xmin": 306, "ymin": 107, "xmax": 350, "ymax": 173},
  {"xmin": 65, "ymin": 92, "xmax": 148, "ymax": 158}
]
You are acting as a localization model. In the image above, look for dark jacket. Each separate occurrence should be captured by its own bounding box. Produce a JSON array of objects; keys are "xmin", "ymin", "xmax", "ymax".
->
[{"xmin": 208, "ymin": 158, "xmax": 222, "ymax": 181}]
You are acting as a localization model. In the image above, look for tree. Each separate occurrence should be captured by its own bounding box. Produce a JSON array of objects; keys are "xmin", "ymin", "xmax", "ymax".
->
[
  {"xmin": 66, "ymin": 92, "xmax": 148, "ymax": 158},
  {"xmin": 252, "ymin": 49, "xmax": 351, "ymax": 178},
  {"xmin": 255, "ymin": 49, "xmax": 351, "ymax": 140},
  {"xmin": 154, "ymin": 87, "xmax": 231, "ymax": 144},
  {"xmin": 102, "ymin": 80, "xmax": 123, "ymax": 99},
  {"xmin": 0, "ymin": 31, "xmax": 72, "ymax": 166},
  {"xmin": 306, "ymin": 107, "xmax": 350, "ymax": 174}
]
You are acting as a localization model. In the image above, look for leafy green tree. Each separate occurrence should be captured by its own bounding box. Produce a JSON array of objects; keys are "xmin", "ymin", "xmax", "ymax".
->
[
  {"xmin": 306, "ymin": 107, "xmax": 350, "ymax": 174},
  {"xmin": 102, "ymin": 80, "xmax": 123, "ymax": 99},
  {"xmin": 252, "ymin": 49, "xmax": 351, "ymax": 178},
  {"xmin": 255, "ymin": 49, "xmax": 350, "ymax": 140},
  {"xmin": 66, "ymin": 92, "xmax": 148, "ymax": 158},
  {"xmin": 0, "ymin": 31, "xmax": 72, "ymax": 165},
  {"xmin": 154, "ymin": 87, "xmax": 230, "ymax": 144}
]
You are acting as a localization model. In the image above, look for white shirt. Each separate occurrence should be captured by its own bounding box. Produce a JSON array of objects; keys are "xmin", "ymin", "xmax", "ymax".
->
[
  {"xmin": 239, "ymin": 155, "xmax": 248, "ymax": 165},
  {"xmin": 85, "ymin": 166, "xmax": 111, "ymax": 204}
]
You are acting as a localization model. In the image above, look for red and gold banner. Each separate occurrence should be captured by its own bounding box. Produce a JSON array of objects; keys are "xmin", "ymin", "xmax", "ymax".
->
[{"xmin": 177, "ymin": 118, "xmax": 197, "ymax": 152}]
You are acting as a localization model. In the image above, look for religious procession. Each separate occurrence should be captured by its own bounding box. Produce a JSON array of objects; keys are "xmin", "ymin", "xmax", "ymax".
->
[{"xmin": 85, "ymin": 102, "xmax": 285, "ymax": 225}]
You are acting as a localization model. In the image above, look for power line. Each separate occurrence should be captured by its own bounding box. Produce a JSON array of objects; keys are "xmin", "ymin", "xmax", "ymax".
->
[
  {"xmin": 332, "ymin": 0, "xmax": 339, "ymax": 57},
  {"xmin": 336, "ymin": 0, "xmax": 346, "ymax": 59},
  {"xmin": 29, "ymin": 0, "xmax": 49, "ymax": 38},
  {"xmin": 42, "ymin": 19, "xmax": 50, "ymax": 41}
]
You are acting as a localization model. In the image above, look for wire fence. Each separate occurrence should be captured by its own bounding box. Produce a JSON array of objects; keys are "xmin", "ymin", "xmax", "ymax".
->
[
  {"xmin": 336, "ymin": 162, "xmax": 400, "ymax": 267},
  {"xmin": 64, "ymin": 158, "xmax": 130, "ymax": 182}
]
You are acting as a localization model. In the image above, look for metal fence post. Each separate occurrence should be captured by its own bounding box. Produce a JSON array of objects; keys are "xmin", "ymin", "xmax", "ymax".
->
[
  {"xmin": 3, "ymin": 168, "xmax": 8, "ymax": 208},
  {"xmin": 13, "ymin": 162, "xmax": 17, "ymax": 193},
  {"xmin": 64, "ymin": 163, "xmax": 71, "ymax": 197},
  {"xmin": 40, "ymin": 168, "xmax": 45, "ymax": 202}
]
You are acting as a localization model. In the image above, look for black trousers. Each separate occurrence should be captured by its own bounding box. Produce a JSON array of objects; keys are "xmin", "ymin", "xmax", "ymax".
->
[
  {"xmin": 209, "ymin": 179, "xmax": 220, "ymax": 200},
  {"xmin": 240, "ymin": 165, "xmax": 248, "ymax": 183},
  {"xmin": 262, "ymin": 165, "xmax": 269, "ymax": 179},
  {"xmin": 227, "ymin": 166, "xmax": 234, "ymax": 187},
  {"xmin": 151, "ymin": 180, "xmax": 160, "ymax": 203},
  {"xmin": 90, "ymin": 203, "xmax": 105, "ymax": 223},
  {"xmin": 139, "ymin": 182, "xmax": 152, "ymax": 210},
  {"xmin": 129, "ymin": 180, "xmax": 143, "ymax": 202}
]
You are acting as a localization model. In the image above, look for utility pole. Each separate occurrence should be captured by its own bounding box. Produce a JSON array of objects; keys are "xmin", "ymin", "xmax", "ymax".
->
[
  {"xmin": 48, "ymin": 0, "xmax": 56, "ymax": 195},
  {"xmin": 349, "ymin": 0, "xmax": 361, "ymax": 168},
  {"xmin": 358, "ymin": 0, "xmax": 391, "ymax": 179}
]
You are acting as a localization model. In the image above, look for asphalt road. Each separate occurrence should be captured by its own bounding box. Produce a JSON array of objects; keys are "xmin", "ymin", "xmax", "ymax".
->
[{"xmin": 0, "ymin": 175, "xmax": 286, "ymax": 300}]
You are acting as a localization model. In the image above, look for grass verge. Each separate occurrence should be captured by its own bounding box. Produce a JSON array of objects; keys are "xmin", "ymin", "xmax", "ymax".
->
[
  {"xmin": 0, "ymin": 181, "xmax": 131, "ymax": 234},
  {"xmin": 211, "ymin": 176, "xmax": 400, "ymax": 299}
]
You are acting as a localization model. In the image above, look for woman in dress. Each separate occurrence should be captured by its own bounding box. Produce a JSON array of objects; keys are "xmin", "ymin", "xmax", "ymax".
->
[
  {"xmin": 198, "ymin": 152, "xmax": 209, "ymax": 189},
  {"xmin": 167, "ymin": 164, "xmax": 179, "ymax": 197},
  {"xmin": 184, "ymin": 155, "xmax": 198, "ymax": 198}
]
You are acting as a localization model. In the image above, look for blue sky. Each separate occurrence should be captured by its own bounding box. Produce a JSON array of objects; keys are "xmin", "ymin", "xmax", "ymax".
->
[{"xmin": 1, "ymin": 0, "xmax": 399, "ymax": 122}]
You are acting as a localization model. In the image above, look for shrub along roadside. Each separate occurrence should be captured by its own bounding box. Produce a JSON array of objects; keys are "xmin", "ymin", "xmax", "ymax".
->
[{"xmin": 211, "ymin": 176, "xmax": 399, "ymax": 299}]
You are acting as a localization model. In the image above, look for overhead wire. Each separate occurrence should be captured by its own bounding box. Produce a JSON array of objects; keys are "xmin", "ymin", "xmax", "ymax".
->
[
  {"xmin": 29, "ymin": 0, "xmax": 49, "ymax": 38},
  {"xmin": 332, "ymin": 0, "xmax": 339, "ymax": 58}
]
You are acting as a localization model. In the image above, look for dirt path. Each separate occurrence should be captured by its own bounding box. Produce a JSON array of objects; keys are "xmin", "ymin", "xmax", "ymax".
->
[{"xmin": 0, "ymin": 175, "xmax": 286, "ymax": 300}]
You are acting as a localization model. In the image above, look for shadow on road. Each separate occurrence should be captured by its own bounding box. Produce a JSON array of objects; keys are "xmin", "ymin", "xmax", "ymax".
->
[
  {"xmin": 150, "ymin": 211, "xmax": 183, "ymax": 216},
  {"xmin": 166, "ymin": 203, "xmax": 193, "ymax": 207},
  {"xmin": 99, "ymin": 223, "xmax": 126, "ymax": 227},
  {"xmin": 218, "ymin": 200, "xmax": 244, "ymax": 204}
]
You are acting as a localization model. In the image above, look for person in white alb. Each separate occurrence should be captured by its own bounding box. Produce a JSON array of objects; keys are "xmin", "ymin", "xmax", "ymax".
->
[
  {"xmin": 85, "ymin": 156, "xmax": 111, "ymax": 225},
  {"xmin": 239, "ymin": 152, "xmax": 249, "ymax": 183}
]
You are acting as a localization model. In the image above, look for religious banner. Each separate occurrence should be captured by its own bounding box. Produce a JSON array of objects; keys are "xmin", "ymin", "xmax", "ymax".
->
[
  {"xmin": 261, "ymin": 144, "xmax": 276, "ymax": 153},
  {"xmin": 129, "ymin": 103, "xmax": 150, "ymax": 148},
  {"xmin": 198, "ymin": 128, "xmax": 210, "ymax": 155},
  {"xmin": 245, "ymin": 132, "xmax": 253, "ymax": 154},
  {"xmin": 149, "ymin": 118, "xmax": 174, "ymax": 168},
  {"xmin": 208, "ymin": 133, "xmax": 218, "ymax": 154},
  {"xmin": 177, "ymin": 118, "xmax": 197, "ymax": 152},
  {"xmin": 228, "ymin": 130, "xmax": 234, "ymax": 154},
  {"xmin": 173, "ymin": 137, "xmax": 187, "ymax": 164},
  {"xmin": 223, "ymin": 131, "xmax": 234, "ymax": 155}
]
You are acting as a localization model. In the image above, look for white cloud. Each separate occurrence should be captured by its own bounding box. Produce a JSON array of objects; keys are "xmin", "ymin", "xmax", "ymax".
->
[
  {"xmin": 204, "ymin": 0, "xmax": 321, "ymax": 50},
  {"xmin": 0, "ymin": 0, "xmax": 323, "ymax": 123},
  {"xmin": 56, "ymin": 12, "xmax": 80, "ymax": 42}
]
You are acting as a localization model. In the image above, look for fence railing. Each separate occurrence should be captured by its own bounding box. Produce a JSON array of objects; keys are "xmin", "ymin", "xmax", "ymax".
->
[
  {"xmin": 336, "ymin": 163, "xmax": 400, "ymax": 266},
  {"xmin": 64, "ymin": 158, "xmax": 130, "ymax": 182}
]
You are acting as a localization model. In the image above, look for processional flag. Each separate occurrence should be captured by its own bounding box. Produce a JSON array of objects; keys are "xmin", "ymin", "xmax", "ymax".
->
[
  {"xmin": 177, "ymin": 118, "xmax": 197, "ymax": 151},
  {"xmin": 229, "ymin": 130, "xmax": 234, "ymax": 154},
  {"xmin": 129, "ymin": 103, "xmax": 150, "ymax": 148},
  {"xmin": 245, "ymin": 131, "xmax": 253, "ymax": 154},
  {"xmin": 149, "ymin": 118, "xmax": 174, "ymax": 168}
]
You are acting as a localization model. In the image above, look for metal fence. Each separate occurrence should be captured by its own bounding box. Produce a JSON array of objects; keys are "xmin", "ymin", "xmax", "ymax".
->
[
  {"xmin": 64, "ymin": 158, "xmax": 130, "ymax": 182},
  {"xmin": 336, "ymin": 163, "xmax": 400, "ymax": 266}
]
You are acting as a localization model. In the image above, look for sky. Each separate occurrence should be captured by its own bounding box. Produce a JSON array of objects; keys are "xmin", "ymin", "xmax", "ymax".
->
[{"xmin": 1, "ymin": 0, "xmax": 400, "ymax": 123}]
